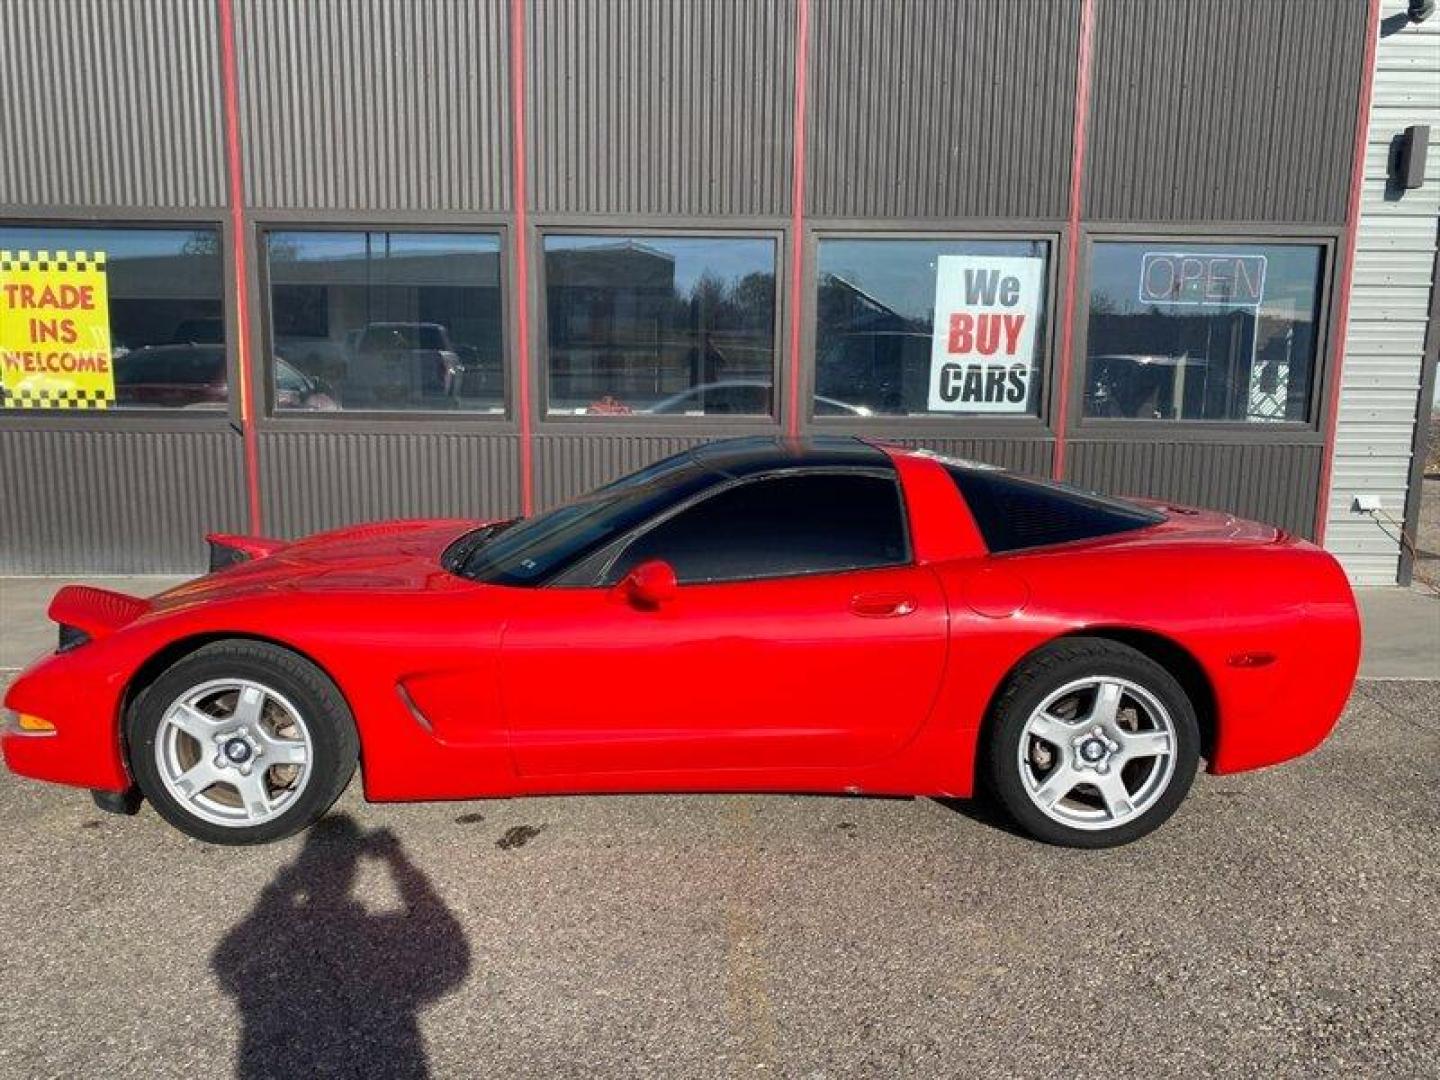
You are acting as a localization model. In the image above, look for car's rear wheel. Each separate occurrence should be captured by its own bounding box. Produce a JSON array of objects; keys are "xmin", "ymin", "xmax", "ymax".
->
[
  {"xmin": 126, "ymin": 641, "xmax": 358, "ymax": 845},
  {"xmin": 985, "ymin": 638, "xmax": 1200, "ymax": 848}
]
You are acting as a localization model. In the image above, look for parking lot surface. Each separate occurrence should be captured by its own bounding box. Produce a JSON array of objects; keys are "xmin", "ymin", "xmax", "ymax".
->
[{"xmin": 1, "ymin": 670, "xmax": 1435, "ymax": 1079}]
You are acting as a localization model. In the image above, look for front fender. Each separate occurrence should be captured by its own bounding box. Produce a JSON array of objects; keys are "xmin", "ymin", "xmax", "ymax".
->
[{"xmin": 4, "ymin": 633, "xmax": 139, "ymax": 792}]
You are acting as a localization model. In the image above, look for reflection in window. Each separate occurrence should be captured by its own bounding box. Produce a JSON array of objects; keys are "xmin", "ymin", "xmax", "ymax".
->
[
  {"xmin": 814, "ymin": 238, "xmax": 1049, "ymax": 417},
  {"xmin": 266, "ymin": 231, "xmax": 503, "ymax": 413},
  {"xmin": 543, "ymin": 235, "xmax": 777, "ymax": 416},
  {"xmin": 1083, "ymin": 243, "xmax": 1324, "ymax": 423},
  {"xmin": 0, "ymin": 225, "xmax": 225, "ymax": 411}
]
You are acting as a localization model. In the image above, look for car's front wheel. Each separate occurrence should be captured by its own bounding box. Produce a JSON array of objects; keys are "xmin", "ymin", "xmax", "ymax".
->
[
  {"xmin": 985, "ymin": 638, "xmax": 1200, "ymax": 848},
  {"xmin": 126, "ymin": 640, "xmax": 358, "ymax": 845}
]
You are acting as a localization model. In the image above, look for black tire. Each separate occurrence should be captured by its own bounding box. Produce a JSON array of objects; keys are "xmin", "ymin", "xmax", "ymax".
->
[
  {"xmin": 126, "ymin": 640, "xmax": 359, "ymax": 845},
  {"xmin": 984, "ymin": 637, "xmax": 1200, "ymax": 849}
]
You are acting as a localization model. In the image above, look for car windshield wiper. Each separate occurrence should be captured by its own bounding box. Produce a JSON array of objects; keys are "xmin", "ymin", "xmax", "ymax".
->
[{"xmin": 443, "ymin": 518, "xmax": 517, "ymax": 573}]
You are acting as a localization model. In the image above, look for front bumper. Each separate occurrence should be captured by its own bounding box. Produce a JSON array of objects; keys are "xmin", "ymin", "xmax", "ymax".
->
[{"xmin": 2, "ymin": 648, "xmax": 133, "ymax": 794}]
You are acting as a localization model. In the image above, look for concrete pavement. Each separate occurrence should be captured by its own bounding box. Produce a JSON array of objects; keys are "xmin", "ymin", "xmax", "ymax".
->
[
  {"xmin": 0, "ymin": 677, "xmax": 1435, "ymax": 1078},
  {"xmin": 1354, "ymin": 586, "xmax": 1440, "ymax": 680}
]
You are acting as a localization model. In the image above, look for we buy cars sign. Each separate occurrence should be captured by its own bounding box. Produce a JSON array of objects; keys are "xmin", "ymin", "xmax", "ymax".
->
[{"xmin": 927, "ymin": 255, "xmax": 1043, "ymax": 413}]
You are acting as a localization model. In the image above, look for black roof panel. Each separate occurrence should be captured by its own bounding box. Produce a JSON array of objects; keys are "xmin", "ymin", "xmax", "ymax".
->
[{"xmin": 688, "ymin": 436, "xmax": 889, "ymax": 478}]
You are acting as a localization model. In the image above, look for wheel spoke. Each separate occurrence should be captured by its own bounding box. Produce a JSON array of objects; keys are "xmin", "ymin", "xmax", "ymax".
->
[
  {"xmin": 230, "ymin": 685, "xmax": 266, "ymax": 729},
  {"xmin": 1119, "ymin": 729, "xmax": 1172, "ymax": 762},
  {"xmin": 261, "ymin": 737, "xmax": 308, "ymax": 767},
  {"xmin": 1032, "ymin": 765, "xmax": 1080, "ymax": 809},
  {"xmin": 1028, "ymin": 712, "xmax": 1077, "ymax": 747},
  {"xmin": 168, "ymin": 703, "xmax": 220, "ymax": 743},
  {"xmin": 1094, "ymin": 771, "xmax": 1135, "ymax": 819},
  {"xmin": 172, "ymin": 760, "xmax": 222, "ymax": 801},
  {"xmin": 1089, "ymin": 680, "xmax": 1123, "ymax": 727},
  {"xmin": 234, "ymin": 771, "xmax": 273, "ymax": 820}
]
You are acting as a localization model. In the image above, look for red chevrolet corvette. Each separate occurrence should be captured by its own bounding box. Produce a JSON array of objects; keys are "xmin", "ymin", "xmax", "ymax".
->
[{"xmin": 2, "ymin": 437, "xmax": 1360, "ymax": 848}]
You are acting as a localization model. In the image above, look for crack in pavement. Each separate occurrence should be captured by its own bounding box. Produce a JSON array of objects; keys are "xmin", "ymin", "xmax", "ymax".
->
[{"xmin": 722, "ymin": 796, "xmax": 779, "ymax": 1077}]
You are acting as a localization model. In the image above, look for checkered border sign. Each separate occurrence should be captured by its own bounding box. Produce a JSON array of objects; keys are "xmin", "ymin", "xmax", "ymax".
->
[{"xmin": 0, "ymin": 250, "xmax": 108, "ymax": 274}]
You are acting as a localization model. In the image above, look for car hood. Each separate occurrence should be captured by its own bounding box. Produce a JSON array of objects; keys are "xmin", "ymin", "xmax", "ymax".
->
[{"xmin": 150, "ymin": 518, "xmax": 487, "ymax": 610}]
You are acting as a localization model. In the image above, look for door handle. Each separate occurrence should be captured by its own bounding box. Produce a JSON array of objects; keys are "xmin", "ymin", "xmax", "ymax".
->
[{"xmin": 849, "ymin": 592, "xmax": 917, "ymax": 618}]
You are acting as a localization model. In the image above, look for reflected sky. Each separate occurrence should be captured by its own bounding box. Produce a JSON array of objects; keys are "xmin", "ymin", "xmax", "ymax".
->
[
  {"xmin": 545, "ymin": 235, "xmax": 776, "ymax": 293},
  {"xmin": 0, "ymin": 226, "xmax": 217, "ymax": 260},
  {"xmin": 818, "ymin": 239, "xmax": 1047, "ymax": 323},
  {"xmin": 272, "ymin": 231, "xmax": 500, "ymax": 262}
]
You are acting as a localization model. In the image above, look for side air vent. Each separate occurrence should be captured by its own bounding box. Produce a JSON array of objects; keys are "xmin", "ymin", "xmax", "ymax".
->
[
  {"xmin": 208, "ymin": 540, "xmax": 252, "ymax": 572},
  {"xmin": 57, "ymin": 624, "xmax": 91, "ymax": 653}
]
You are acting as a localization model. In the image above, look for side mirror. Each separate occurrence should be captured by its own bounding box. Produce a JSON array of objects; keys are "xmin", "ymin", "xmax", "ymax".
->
[{"xmin": 621, "ymin": 559, "xmax": 678, "ymax": 608}]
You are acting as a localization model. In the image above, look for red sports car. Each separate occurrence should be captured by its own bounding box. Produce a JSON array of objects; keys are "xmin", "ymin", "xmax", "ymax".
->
[{"xmin": 1, "ymin": 437, "xmax": 1360, "ymax": 848}]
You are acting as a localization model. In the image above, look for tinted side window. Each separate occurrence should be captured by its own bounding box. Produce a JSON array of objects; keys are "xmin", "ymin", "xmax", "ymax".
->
[
  {"xmin": 609, "ymin": 472, "xmax": 909, "ymax": 585},
  {"xmin": 946, "ymin": 467, "xmax": 1162, "ymax": 553}
]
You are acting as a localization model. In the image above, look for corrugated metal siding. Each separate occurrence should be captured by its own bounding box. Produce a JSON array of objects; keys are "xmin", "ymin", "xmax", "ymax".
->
[
  {"xmin": 526, "ymin": 0, "xmax": 795, "ymax": 216},
  {"xmin": 534, "ymin": 433, "xmax": 712, "ymax": 509},
  {"xmin": 234, "ymin": 0, "xmax": 511, "ymax": 211},
  {"xmin": 0, "ymin": 430, "xmax": 246, "ymax": 573},
  {"xmin": 807, "ymin": 0, "xmax": 1078, "ymax": 220},
  {"xmin": 1067, "ymin": 442, "xmax": 1324, "ymax": 538},
  {"xmin": 1326, "ymin": 2, "xmax": 1440, "ymax": 586},
  {"xmin": 0, "ymin": 0, "xmax": 225, "ymax": 209},
  {"xmin": 259, "ymin": 432, "xmax": 522, "ymax": 538},
  {"xmin": 1085, "ymin": 0, "xmax": 1366, "ymax": 223}
]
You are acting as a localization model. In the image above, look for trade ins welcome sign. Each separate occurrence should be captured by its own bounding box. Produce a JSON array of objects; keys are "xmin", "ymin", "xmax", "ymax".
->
[
  {"xmin": 928, "ymin": 255, "xmax": 1043, "ymax": 413},
  {"xmin": 0, "ymin": 250, "xmax": 114, "ymax": 409}
]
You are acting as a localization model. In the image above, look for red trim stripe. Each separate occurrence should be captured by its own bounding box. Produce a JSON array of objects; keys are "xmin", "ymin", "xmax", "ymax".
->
[
  {"xmin": 218, "ymin": 0, "xmax": 263, "ymax": 534},
  {"xmin": 1050, "ymin": 0, "xmax": 1096, "ymax": 482},
  {"xmin": 785, "ymin": 0, "xmax": 810, "ymax": 439},
  {"xmin": 510, "ymin": 0, "xmax": 535, "ymax": 516},
  {"xmin": 1313, "ymin": 0, "xmax": 1382, "ymax": 545}
]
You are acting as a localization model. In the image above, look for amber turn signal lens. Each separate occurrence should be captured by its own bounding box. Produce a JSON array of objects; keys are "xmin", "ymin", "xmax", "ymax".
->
[{"xmin": 16, "ymin": 714, "xmax": 56, "ymax": 733}]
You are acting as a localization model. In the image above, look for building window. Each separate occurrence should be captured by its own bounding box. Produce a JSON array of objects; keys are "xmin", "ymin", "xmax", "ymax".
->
[
  {"xmin": 543, "ymin": 235, "xmax": 778, "ymax": 417},
  {"xmin": 1083, "ymin": 242, "xmax": 1325, "ymax": 423},
  {"xmin": 1, "ymin": 225, "xmax": 225, "ymax": 411},
  {"xmin": 814, "ymin": 238, "xmax": 1050, "ymax": 418},
  {"xmin": 265, "ymin": 230, "xmax": 504, "ymax": 413}
]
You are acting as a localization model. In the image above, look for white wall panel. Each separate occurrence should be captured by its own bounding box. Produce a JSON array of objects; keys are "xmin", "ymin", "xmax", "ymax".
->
[{"xmin": 1326, "ymin": 1, "xmax": 1439, "ymax": 585}]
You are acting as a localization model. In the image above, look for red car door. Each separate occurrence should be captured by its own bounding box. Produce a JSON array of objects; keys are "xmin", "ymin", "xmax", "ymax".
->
[{"xmin": 498, "ymin": 470, "xmax": 949, "ymax": 779}]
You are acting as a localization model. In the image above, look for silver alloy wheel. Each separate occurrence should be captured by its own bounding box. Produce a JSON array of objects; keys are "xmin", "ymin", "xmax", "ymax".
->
[
  {"xmin": 154, "ymin": 678, "xmax": 314, "ymax": 828},
  {"xmin": 1017, "ymin": 676, "xmax": 1177, "ymax": 832}
]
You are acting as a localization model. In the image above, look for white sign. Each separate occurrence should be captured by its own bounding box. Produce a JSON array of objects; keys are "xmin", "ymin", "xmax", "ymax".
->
[{"xmin": 928, "ymin": 255, "xmax": 1044, "ymax": 413}]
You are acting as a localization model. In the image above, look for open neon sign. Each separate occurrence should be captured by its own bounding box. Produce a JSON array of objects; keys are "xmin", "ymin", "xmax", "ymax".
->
[{"xmin": 1139, "ymin": 253, "xmax": 1267, "ymax": 307}]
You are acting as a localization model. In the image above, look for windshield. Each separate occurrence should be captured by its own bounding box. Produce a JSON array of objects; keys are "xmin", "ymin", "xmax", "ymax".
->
[
  {"xmin": 275, "ymin": 359, "xmax": 312, "ymax": 393},
  {"xmin": 457, "ymin": 451, "xmax": 715, "ymax": 586}
]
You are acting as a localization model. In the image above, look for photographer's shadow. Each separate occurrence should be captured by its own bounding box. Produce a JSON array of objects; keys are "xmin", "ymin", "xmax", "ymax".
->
[{"xmin": 213, "ymin": 815, "xmax": 470, "ymax": 1080}]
